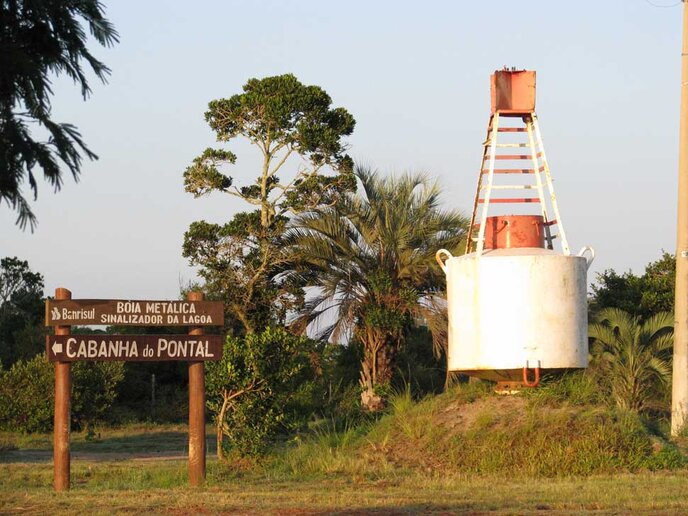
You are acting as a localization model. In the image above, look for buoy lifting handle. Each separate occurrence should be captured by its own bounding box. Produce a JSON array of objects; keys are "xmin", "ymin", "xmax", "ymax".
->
[
  {"xmin": 435, "ymin": 249, "xmax": 453, "ymax": 274},
  {"xmin": 523, "ymin": 360, "xmax": 541, "ymax": 388},
  {"xmin": 578, "ymin": 246, "xmax": 595, "ymax": 271}
]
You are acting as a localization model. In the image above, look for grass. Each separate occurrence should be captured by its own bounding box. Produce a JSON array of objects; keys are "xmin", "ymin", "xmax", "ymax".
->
[
  {"xmin": 2, "ymin": 377, "xmax": 688, "ymax": 513},
  {"xmin": 2, "ymin": 461, "xmax": 688, "ymax": 514},
  {"xmin": 0, "ymin": 423, "xmax": 216, "ymax": 456},
  {"xmin": 268, "ymin": 378, "xmax": 686, "ymax": 480}
]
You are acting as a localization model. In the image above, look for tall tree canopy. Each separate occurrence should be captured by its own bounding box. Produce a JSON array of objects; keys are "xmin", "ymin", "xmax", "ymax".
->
[
  {"xmin": 183, "ymin": 73, "xmax": 355, "ymax": 333},
  {"xmin": 0, "ymin": 257, "xmax": 44, "ymax": 366},
  {"xmin": 0, "ymin": 0, "xmax": 118, "ymax": 230},
  {"xmin": 287, "ymin": 167, "xmax": 467, "ymax": 410}
]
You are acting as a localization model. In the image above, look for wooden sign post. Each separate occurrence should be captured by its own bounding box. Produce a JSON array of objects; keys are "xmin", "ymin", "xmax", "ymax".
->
[
  {"xmin": 46, "ymin": 290, "xmax": 223, "ymax": 491},
  {"xmin": 53, "ymin": 288, "xmax": 71, "ymax": 492},
  {"xmin": 187, "ymin": 291, "xmax": 205, "ymax": 487}
]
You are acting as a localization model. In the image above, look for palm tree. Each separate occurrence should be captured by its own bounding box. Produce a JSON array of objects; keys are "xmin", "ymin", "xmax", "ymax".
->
[
  {"xmin": 588, "ymin": 308, "xmax": 673, "ymax": 412},
  {"xmin": 286, "ymin": 167, "xmax": 467, "ymax": 410}
]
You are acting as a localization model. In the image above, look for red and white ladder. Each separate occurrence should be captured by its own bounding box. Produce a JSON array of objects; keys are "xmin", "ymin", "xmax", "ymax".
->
[{"xmin": 465, "ymin": 112, "xmax": 570, "ymax": 256}]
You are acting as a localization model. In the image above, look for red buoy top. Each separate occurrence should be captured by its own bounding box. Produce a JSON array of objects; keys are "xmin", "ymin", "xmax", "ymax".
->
[
  {"xmin": 483, "ymin": 215, "xmax": 545, "ymax": 250},
  {"xmin": 490, "ymin": 69, "xmax": 536, "ymax": 115}
]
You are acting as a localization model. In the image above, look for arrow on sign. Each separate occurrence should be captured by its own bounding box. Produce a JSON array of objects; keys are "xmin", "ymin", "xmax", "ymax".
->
[{"xmin": 52, "ymin": 341, "xmax": 62, "ymax": 354}]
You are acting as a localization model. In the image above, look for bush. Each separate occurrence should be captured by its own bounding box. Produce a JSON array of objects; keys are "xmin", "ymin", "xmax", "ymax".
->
[
  {"xmin": 206, "ymin": 327, "xmax": 320, "ymax": 458},
  {"xmin": 72, "ymin": 360, "xmax": 125, "ymax": 429},
  {"xmin": 392, "ymin": 326, "xmax": 446, "ymax": 398},
  {"xmin": 0, "ymin": 353, "xmax": 124, "ymax": 433},
  {"xmin": 311, "ymin": 341, "xmax": 365, "ymax": 427},
  {"xmin": 0, "ymin": 354, "xmax": 53, "ymax": 432}
]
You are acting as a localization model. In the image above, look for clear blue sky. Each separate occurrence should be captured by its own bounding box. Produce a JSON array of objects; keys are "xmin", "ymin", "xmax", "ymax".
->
[{"xmin": 1, "ymin": 0, "xmax": 683, "ymax": 299}]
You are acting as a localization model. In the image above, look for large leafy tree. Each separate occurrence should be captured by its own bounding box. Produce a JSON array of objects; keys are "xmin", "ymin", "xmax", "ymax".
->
[
  {"xmin": 0, "ymin": 0, "xmax": 119, "ymax": 230},
  {"xmin": 590, "ymin": 252, "xmax": 675, "ymax": 319},
  {"xmin": 589, "ymin": 308, "xmax": 673, "ymax": 412},
  {"xmin": 0, "ymin": 257, "xmax": 44, "ymax": 366},
  {"xmin": 287, "ymin": 167, "xmax": 467, "ymax": 410},
  {"xmin": 183, "ymin": 74, "xmax": 355, "ymax": 333}
]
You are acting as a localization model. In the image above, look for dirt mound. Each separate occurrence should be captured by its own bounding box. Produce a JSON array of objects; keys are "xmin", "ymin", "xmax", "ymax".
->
[
  {"xmin": 363, "ymin": 386, "xmax": 686, "ymax": 477},
  {"xmin": 434, "ymin": 395, "xmax": 526, "ymax": 434}
]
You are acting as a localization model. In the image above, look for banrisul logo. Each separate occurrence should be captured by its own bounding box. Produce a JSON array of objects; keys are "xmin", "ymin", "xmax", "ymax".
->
[{"xmin": 51, "ymin": 307, "xmax": 61, "ymax": 321}]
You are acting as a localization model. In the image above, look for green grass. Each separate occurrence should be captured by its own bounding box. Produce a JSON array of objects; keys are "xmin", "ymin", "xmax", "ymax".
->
[
  {"xmin": 2, "ymin": 461, "xmax": 688, "ymax": 514},
  {"xmin": 0, "ymin": 423, "xmax": 216, "ymax": 454},
  {"xmin": 2, "ymin": 378, "xmax": 688, "ymax": 513},
  {"xmin": 266, "ymin": 377, "xmax": 687, "ymax": 479}
]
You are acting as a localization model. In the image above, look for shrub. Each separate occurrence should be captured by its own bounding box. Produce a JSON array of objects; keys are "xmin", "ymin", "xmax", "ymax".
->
[
  {"xmin": 0, "ymin": 354, "xmax": 53, "ymax": 432},
  {"xmin": 206, "ymin": 327, "xmax": 320, "ymax": 458},
  {"xmin": 72, "ymin": 360, "xmax": 125, "ymax": 430},
  {"xmin": 0, "ymin": 353, "xmax": 124, "ymax": 433}
]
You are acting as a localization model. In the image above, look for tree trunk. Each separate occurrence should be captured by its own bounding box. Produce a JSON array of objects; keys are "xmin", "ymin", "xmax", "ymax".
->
[
  {"xmin": 359, "ymin": 361, "xmax": 384, "ymax": 412},
  {"xmin": 216, "ymin": 394, "xmax": 230, "ymax": 461},
  {"xmin": 232, "ymin": 303, "xmax": 254, "ymax": 334},
  {"xmin": 359, "ymin": 335, "xmax": 395, "ymax": 412},
  {"xmin": 376, "ymin": 346, "xmax": 394, "ymax": 385},
  {"xmin": 216, "ymin": 422, "xmax": 224, "ymax": 461},
  {"xmin": 260, "ymin": 152, "xmax": 273, "ymax": 230}
]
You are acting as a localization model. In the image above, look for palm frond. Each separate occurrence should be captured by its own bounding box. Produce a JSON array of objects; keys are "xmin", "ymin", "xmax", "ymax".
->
[
  {"xmin": 589, "ymin": 308, "xmax": 673, "ymax": 412},
  {"xmin": 287, "ymin": 165, "xmax": 468, "ymax": 352}
]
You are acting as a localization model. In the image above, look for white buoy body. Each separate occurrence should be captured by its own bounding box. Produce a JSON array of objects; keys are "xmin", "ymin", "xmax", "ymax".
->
[{"xmin": 438, "ymin": 247, "xmax": 591, "ymax": 381}]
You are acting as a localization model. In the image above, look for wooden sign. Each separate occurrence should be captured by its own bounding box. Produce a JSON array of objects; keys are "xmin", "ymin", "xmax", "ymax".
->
[
  {"xmin": 46, "ymin": 334, "xmax": 223, "ymax": 362},
  {"xmin": 45, "ymin": 299, "xmax": 224, "ymax": 327},
  {"xmin": 47, "ymin": 289, "xmax": 215, "ymax": 492}
]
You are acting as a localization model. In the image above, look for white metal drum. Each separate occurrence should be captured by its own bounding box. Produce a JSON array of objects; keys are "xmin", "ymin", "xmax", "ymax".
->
[{"xmin": 436, "ymin": 247, "xmax": 594, "ymax": 381}]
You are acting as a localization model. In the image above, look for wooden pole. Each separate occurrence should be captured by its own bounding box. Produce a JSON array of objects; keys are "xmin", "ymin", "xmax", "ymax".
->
[
  {"xmin": 187, "ymin": 291, "xmax": 206, "ymax": 486},
  {"xmin": 674, "ymin": 0, "xmax": 688, "ymax": 436},
  {"xmin": 53, "ymin": 287, "xmax": 71, "ymax": 491}
]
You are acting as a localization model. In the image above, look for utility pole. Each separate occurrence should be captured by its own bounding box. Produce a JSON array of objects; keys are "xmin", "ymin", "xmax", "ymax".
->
[{"xmin": 673, "ymin": 0, "xmax": 688, "ymax": 437}]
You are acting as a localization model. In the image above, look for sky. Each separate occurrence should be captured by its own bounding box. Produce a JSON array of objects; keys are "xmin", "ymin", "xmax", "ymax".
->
[{"xmin": 1, "ymin": 0, "xmax": 684, "ymax": 300}]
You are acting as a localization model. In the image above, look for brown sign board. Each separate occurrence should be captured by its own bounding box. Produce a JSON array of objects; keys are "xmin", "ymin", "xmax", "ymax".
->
[
  {"xmin": 45, "ymin": 299, "xmax": 224, "ymax": 327},
  {"xmin": 46, "ymin": 334, "xmax": 223, "ymax": 362}
]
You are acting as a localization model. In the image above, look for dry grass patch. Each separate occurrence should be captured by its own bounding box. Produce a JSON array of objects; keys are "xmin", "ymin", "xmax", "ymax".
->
[{"xmin": 2, "ymin": 463, "xmax": 688, "ymax": 514}]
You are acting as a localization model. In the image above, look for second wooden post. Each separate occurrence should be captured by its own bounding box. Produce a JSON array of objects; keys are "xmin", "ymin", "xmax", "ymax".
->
[{"xmin": 187, "ymin": 291, "xmax": 206, "ymax": 486}]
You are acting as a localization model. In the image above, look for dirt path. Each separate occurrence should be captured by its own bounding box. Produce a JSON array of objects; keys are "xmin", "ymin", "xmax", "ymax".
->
[{"xmin": 0, "ymin": 449, "xmax": 193, "ymax": 463}]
